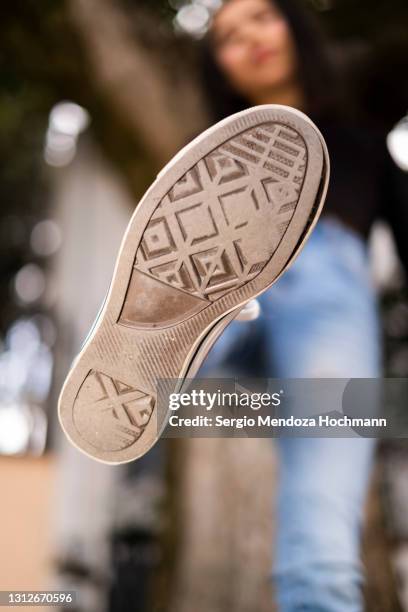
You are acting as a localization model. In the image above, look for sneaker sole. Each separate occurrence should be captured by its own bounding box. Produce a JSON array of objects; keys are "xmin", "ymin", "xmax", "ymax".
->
[{"xmin": 58, "ymin": 105, "xmax": 329, "ymax": 464}]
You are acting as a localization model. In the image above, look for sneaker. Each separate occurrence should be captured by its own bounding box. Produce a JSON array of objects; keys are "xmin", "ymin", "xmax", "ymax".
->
[{"xmin": 58, "ymin": 105, "xmax": 329, "ymax": 464}]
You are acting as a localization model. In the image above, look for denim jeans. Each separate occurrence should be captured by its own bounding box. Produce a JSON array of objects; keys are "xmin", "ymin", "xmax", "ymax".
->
[{"xmin": 200, "ymin": 218, "xmax": 381, "ymax": 612}]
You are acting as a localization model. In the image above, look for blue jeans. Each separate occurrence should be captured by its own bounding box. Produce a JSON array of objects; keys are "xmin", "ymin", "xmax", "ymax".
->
[{"xmin": 200, "ymin": 218, "xmax": 381, "ymax": 611}]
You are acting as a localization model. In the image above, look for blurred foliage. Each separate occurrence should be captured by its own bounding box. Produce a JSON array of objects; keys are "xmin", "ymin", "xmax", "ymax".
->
[
  {"xmin": 0, "ymin": 0, "xmax": 155, "ymax": 330},
  {"xmin": 0, "ymin": 0, "xmax": 77, "ymax": 330}
]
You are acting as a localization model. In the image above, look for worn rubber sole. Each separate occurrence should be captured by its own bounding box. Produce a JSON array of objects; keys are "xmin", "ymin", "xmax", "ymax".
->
[{"xmin": 58, "ymin": 105, "xmax": 330, "ymax": 464}]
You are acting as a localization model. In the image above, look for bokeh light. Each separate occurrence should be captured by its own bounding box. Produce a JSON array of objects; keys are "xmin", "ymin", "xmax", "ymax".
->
[
  {"xmin": 44, "ymin": 101, "xmax": 90, "ymax": 168},
  {"xmin": 30, "ymin": 219, "xmax": 62, "ymax": 257},
  {"xmin": 387, "ymin": 114, "xmax": 408, "ymax": 172},
  {"xmin": 0, "ymin": 404, "xmax": 31, "ymax": 455},
  {"xmin": 172, "ymin": 0, "xmax": 222, "ymax": 36},
  {"xmin": 14, "ymin": 264, "xmax": 46, "ymax": 305}
]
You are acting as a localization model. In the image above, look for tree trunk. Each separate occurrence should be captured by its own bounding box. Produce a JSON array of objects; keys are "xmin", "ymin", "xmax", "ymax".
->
[
  {"xmin": 168, "ymin": 438, "xmax": 277, "ymax": 612},
  {"xmin": 68, "ymin": 0, "xmax": 208, "ymax": 168}
]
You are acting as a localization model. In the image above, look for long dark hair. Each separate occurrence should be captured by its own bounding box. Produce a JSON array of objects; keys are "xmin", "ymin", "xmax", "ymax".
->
[{"xmin": 199, "ymin": 0, "xmax": 339, "ymax": 123}]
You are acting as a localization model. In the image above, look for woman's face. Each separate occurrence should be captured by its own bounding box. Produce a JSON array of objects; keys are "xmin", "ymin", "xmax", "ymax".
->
[{"xmin": 210, "ymin": 0, "xmax": 298, "ymax": 102}]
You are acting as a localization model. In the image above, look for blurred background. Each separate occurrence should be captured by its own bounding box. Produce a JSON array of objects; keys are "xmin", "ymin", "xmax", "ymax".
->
[{"xmin": 0, "ymin": 0, "xmax": 408, "ymax": 610}]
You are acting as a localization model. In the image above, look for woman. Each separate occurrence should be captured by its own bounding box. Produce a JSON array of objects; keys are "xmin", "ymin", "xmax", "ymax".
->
[{"xmin": 197, "ymin": 0, "xmax": 408, "ymax": 610}]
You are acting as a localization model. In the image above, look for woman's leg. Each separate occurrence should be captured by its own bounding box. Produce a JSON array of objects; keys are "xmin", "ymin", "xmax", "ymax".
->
[
  {"xmin": 197, "ymin": 314, "xmax": 266, "ymax": 377},
  {"xmin": 273, "ymin": 436, "xmax": 375, "ymax": 612},
  {"xmin": 260, "ymin": 220, "xmax": 381, "ymax": 612}
]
